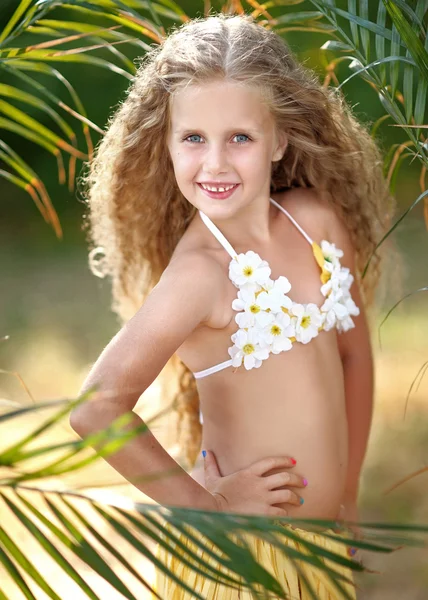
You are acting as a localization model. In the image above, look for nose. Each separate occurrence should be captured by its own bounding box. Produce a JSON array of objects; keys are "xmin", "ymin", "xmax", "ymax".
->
[{"xmin": 203, "ymin": 142, "xmax": 228, "ymax": 174}]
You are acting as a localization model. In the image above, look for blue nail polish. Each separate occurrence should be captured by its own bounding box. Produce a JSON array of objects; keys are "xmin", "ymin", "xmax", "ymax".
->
[
  {"xmin": 300, "ymin": 497, "xmax": 304, "ymax": 504},
  {"xmin": 202, "ymin": 450, "xmax": 206, "ymax": 458},
  {"xmin": 350, "ymin": 548, "xmax": 356, "ymax": 556}
]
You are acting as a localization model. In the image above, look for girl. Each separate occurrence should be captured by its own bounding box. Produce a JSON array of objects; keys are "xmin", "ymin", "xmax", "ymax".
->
[{"xmin": 71, "ymin": 12, "xmax": 394, "ymax": 600}]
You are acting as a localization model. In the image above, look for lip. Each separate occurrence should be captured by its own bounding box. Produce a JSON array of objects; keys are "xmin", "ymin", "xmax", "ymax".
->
[
  {"xmin": 198, "ymin": 181, "xmax": 240, "ymax": 186},
  {"xmin": 197, "ymin": 182, "xmax": 240, "ymax": 200}
]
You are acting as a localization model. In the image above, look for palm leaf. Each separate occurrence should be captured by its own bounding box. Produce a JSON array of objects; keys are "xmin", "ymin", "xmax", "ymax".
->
[
  {"xmin": 383, "ymin": 0, "xmax": 428, "ymax": 83},
  {"xmin": 4, "ymin": 59, "xmax": 102, "ymax": 146},
  {"xmin": 0, "ymin": 524, "xmax": 62, "ymax": 600},
  {"xmin": 0, "ymin": 141, "xmax": 60, "ymax": 228},
  {"xmin": 0, "ymin": 100, "xmax": 86, "ymax": 158},
  {"xmin": 0, "ymin": 84, "xmax": 76, "ymax": 141},
  {"xmin": 375, "ymin": 1, "xmax": 387, "ymax": 83},
  {"xmin": 412, "ymin": 0, "xmax": 428, "ymax": 140},
  {"xmin": 337, "ymin": 54, "xmax": 416, "ymax": 90},
  {"xmin": 36, "ymin": 1, "xmax": 166, "ymax": 43},
  {"xmin": 1, "ymin": 492, "xmax": 103, "ymax": 600},
  {"xmin": 1, "ymin": 1, "xmax": 428, "ymax": 598},
  {"xmin": 0, "ymin": 543, "xmax": 38, "ymax": 600},
  {"xmin": 347, "ymin": 0, "xmax": 359, "ymax": 50},
  {"xmin": 1, "ymin": 395, "xmax": 422, "ymax": 600},
  {"xmin": 313, "ymin": 2, "xmax": 406, "ymax": 45},
  {"xmin": 274, "ymin": 10, "xmax": 324, "ymax": 24},
  {"xmin": 0, "ymin": 167, "xmax": 48, "ymax": 221},
  {"xmin": 363, "ymin": 188, "xmax": 428, "ymax": 278},
  {"xmin": 359, "ymin": 0, "xmax": 370, "ymax": 60},
  {"xmin": 0, "ymin": 0, "xmax": 34, "ymax": 45}
]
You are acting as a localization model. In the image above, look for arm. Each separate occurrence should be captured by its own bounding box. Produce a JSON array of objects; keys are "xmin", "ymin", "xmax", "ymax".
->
[
  {"xmin": 340, "ymin": 319, "xmax": 374, "ymax": 503},
  {"xmin": 70, "ymin": 251, "xmax": 224, "ymax": 511},
  {"xmin": 325, "ymin": 205, "xmax": 375, "ymax": 504}
]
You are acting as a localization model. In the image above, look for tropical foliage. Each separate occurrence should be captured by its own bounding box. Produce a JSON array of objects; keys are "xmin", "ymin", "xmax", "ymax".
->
[{"xmin": 1, "ymin": 1, "xmax": 427, "ymax": 598}]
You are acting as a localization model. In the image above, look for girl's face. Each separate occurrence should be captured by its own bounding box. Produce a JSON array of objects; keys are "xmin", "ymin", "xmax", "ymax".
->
[{"xmin": 167, "ymin": 79, "xmax": 287, "ymax": 218}]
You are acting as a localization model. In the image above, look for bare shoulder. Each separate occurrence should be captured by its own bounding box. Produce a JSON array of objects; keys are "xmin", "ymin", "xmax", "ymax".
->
[
  {"xmin": 162, "ymin": 247, "xmax": 226, "ymax": 316},
  {"xmin": 274, "ymin": 187, "xmax": 349, "ymax": 249}
]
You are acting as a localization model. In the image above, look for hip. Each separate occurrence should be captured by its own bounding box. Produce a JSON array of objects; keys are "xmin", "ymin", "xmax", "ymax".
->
[{"xmin": 153, "ymin": 518, "xmax": 357, "ymax": 599}]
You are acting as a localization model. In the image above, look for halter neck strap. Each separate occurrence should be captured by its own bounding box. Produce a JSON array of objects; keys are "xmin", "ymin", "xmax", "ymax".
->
[
  {"xmin": 269, "ymin": 197, "xmax": 313, "ymax": 245},
  {"xmin": 199, "ymin": 210, "xmax": 238, "ymax": 259},
  {"xmin": 198, "ymin": 197, "xmax": 313, "ymax": 257}
]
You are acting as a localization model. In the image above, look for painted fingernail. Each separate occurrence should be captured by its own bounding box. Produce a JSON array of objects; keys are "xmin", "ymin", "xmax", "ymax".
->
[
  {"xmin": 291, "ymin": 458, "xmax": 297, "ymax": 465},
  {"xmin": 300, "ymin": 497, "xmax": 304, "ymax": 504},
  {"xmin": 303, "ymin": 478, "xmax": 308, "ymax": 486},
  {"xmin": 202, "ymin": 450, "xmax": 206, "ymax": 458},
  {"xmin": 350, "ymin": 548, "xmax": 356, "ymax": 556}
]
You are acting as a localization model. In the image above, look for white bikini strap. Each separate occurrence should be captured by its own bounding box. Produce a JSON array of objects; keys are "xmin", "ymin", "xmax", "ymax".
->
[
  {"xmin": 193, "ymin": 358, "xmax": 233, "ymax": 379},
  {"xmin": 199, "ymin": 212, "xmax": 237, "ymax": 259},
  {"xmin": 269, "ymin": 197, "xmax": 313, "ymax": 245}
]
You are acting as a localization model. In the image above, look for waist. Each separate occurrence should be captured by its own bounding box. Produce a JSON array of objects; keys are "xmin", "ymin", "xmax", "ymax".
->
[
  {"xmin": 194, "ymin": 402, "xmax": 348, "ymax": 520},
  {"xmin": 191, "ymin": 458, "xmax": 347, "ymax": 522}
]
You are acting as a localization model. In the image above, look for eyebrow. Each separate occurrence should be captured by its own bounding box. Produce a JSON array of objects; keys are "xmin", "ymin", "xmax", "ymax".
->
[{"xmin": 173, "ymin": 126, "xmax": 261, "ymax": 136}]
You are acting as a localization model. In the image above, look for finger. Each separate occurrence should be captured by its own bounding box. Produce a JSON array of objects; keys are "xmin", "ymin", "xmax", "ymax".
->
[
  {"xmin": 267, "ymin": 506, "xmax": 288, "ymax": 517},
  {"xmin": 250, "ymin": 456, "xmax": 296, "ymax": 477},
  {"xmin": 337, "ymin": 504, "xmax": 345, "ymax": 521},
  {"xmin": 347, "ymin": 547, "xmax": 357, "ymax": 558},
  {"xmin": 269, "ymin": 489, "xmax": 303, "ymax": 507},
  {"xmin": 264, "ymin": 472, "xmax": 307, "ymax": 490},
  {"xmin": 348, "ymin": 524, "xmax": 362, "ymax": 540}
]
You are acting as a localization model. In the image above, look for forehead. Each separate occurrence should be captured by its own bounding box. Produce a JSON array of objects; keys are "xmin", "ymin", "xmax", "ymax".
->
[{"xmin": 169, "ymin": 79, "xmax": 272, "ymax": 131}]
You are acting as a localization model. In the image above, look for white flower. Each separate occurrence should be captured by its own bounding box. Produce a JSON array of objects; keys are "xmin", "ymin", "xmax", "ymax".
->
[
  {"xmin": 321, "ymin": 240, "xmax": 343, "ymax": 265},
  {"xmin": 321, "ymin": 287, "xmax": 360, "ymax": 332},
  {"xmin": 229, "ymin": 251, "xmax": 271, "ymax": 290},
  {"xmin": 257, "ymin": 276, "xmax": 293, "ymax": 313},
  {"xmin": 321, "ymin": 265, "xmax": 351, "ymax": 297},
  {"xmin": 320, "ymin": 292, "xmax": 349, "ymax": 331},
  {"xmin": 228, "ymin": 328, "xmax": 270, "ymax": 370},
  {"xmin": 337, "ymin": 315, "xmax": 356, "ymax": 333},
  {"xmin": 232, "ymin": 288, "xmax": 274, "ymax": 329},
  {"xmin": 235, "ymin": 306, "xmax": 274, "ymax": 329},
  {"xmin": 342, "ymin": 294, "xmax": 360, "ymax": 317},
  {"xmin": 291, "ymin": 303, "xmax": 324, "ymax": 344},
  {"xmin": 340, "ymin": 271, "xmax": 355, "ymax": 294},
  {"xmin": 259, "ymin": 312, "xmax": 295, "ymax": 354}
]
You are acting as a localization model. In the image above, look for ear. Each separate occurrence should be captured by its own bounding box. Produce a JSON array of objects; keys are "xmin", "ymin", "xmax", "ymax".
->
[{"xmin": 272, "ymin": 130, "xmax": 288, "ymax": 162}]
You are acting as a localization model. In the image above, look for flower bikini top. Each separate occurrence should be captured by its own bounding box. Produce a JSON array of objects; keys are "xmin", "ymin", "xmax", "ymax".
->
[{"xmin": 193, "ymin": 197, "xmax": 360, "ymax": 383}]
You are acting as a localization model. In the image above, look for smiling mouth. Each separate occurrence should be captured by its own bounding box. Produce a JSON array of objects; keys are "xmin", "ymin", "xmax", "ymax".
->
[{"xmin": 198, "ymin": 183, "xmax": 239, "ymax": 192}]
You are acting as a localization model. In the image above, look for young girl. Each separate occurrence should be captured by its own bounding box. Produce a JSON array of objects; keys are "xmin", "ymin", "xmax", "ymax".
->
[{"xmin": 70, "ymin": 12, "xmax": 394, "ymax": 599}]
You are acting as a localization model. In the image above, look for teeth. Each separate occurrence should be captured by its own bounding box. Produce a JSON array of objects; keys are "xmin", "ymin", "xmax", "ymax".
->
[{"xmin": 201, "ymin": 183, "xmax": 236, "ymax": 192}]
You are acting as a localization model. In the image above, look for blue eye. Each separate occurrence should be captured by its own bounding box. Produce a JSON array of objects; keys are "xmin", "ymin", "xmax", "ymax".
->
[
  {"xmin": 233, "ymin": 134, "xmax": 250, "ymax": 144},
  {"xmin": 185, "ymin": 134, "xmax": 202, "ymax": 143}
]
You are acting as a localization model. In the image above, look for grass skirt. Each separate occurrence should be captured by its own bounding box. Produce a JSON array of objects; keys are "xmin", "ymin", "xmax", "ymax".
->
[{"xmin": 153, "ymin": 519, "xmax": 357, "ymax": 599}]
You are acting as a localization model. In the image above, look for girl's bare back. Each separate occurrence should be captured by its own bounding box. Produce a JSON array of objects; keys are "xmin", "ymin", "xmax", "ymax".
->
[{"xmin": 176, "ymin": 188, "xmax": 351, "ymax": 520}]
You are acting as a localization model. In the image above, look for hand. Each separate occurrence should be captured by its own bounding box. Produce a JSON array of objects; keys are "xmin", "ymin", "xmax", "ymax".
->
[
  {"xmin": 203, "ymin": 450, "xmax": 306, "ymax": 516},
  {"xmin": 336, "ymin": 497, "xmax": 362, "ymax": 558}
]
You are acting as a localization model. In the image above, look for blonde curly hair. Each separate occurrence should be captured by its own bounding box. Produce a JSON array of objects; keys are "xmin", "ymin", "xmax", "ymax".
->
[{"xmin": 82, "ymin": 13, "xmax": 396, "ymax": 469}]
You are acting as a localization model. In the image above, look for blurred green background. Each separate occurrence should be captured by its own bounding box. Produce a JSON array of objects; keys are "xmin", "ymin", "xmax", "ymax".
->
[{"xmin": 0, "ymin": 0, "xmax": 427, "ymax": 598}]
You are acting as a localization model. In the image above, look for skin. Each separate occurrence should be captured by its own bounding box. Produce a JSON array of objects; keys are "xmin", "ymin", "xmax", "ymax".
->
[
  {"xmin": 71, "ymin": 80, "xmax": 373, "ymax": 547},
  {"xmin": 167, "ymin": 79, "xmax": 373, "ymax": 525}
]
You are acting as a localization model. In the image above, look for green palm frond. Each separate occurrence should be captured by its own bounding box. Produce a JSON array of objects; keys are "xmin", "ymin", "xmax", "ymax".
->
[
  {"xmin": 274, "ymin": 0, "xmax": 427, "ymax": 281},
  {"xmin": 1, "ymin": 393, "xmax": 424, "ymax": 600},
  {"xmin": 2, "ymin": 1, "xmax": 428, "ymax": 598},
  {"xmin": 0, "ymin": 0, "xmax": 170, "ymax": 237}
]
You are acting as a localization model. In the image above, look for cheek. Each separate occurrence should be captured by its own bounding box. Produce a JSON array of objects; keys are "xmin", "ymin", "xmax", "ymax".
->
[
  {"xmin": 171, "ymin": 150, "xmax": 197, "ymax": 178},
  {"xmin": 236, "ymin": 149, "xmax": 271, "ymax": 177}
]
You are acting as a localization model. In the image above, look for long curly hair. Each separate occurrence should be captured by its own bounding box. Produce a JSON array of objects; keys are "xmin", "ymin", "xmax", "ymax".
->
[{"xmin": 82, "ymin": 13, "xmax": 396, "ymax": 469}]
